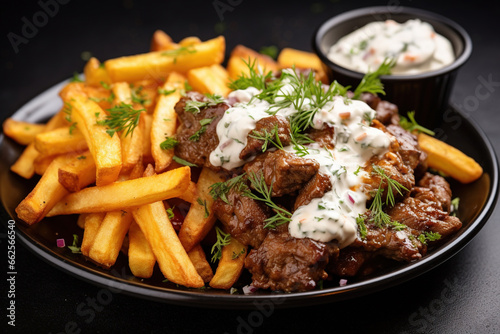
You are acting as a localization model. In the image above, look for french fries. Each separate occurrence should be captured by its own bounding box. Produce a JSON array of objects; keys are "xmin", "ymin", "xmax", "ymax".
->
[
  {"xmin": 210, "ymin": 237, "xmax": 247, "ymax": 289},
  {"xmin": 57, "ymin": 151, "xmax": 96, "ymax": 192},
  {"xmin": 187, "ymin": 64, "xmax": 231, "ymax": 96},
  {"xmin": 132, "ymin": 198, "xmax": 204, "ymax": 288},
  {"xmin": 34, "ymin": 127, "xmax": 88, "ymax": 156},
  {"xmin": 15, "ymin": 154, "xmax": 77, "ymax": 224},
  {"xmin": 105, "ymin": 36, "xmax": 226, "ymax": 82},
  {"xmin": 418, "ymin": 133, "xmax": 483, "ymax": 184},
  {"xmin": 46, "ymin": 166, "xmax": 191, "ymax": 216},
  {"xmin": 2, "ymin": 118, "xmax": 46, "ymax": 145},
  {"xmin": 150, "ymin": 72, "xmax": 184, "ymax": 173},
  {"xmin": 179, "ymin": 167, "xmax": 225, "ymax": 252},
  {"xmin": 65, "ymin": 94, "xmax": 122, "ymax": 186},
  {"xmin": 7, "ymin": 30, "xmax": 485, "ymax": 293},
  {"xmin": 128, "ymin": 221, "xmax": 156, "ymax": 278},
  {"xmin": 277, "ymin": 47, "xmax": 329, "ymax": 83}
]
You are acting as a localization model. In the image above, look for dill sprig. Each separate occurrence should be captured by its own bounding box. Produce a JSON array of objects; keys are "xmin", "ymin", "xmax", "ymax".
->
[
  {"xmin": 399, "ymin": 111, "xmax": 435, "ymax": 136},
  {"xmin": 248, "ymin": 124, "xmax": 284, "ymax": 153},
  {"xmin": 209, "ymin": 174, "xmax": 247, "ymax": 204},
  {"xmin": 161, "ymin": 46, "xmax": 197, "ymax": 64},
  {"xmin": 243, "ymin": 171, "xmax": 292, "ymax": 229},
  {"xmin": 184, "ymin": 93, "xmax": 224, "ymax": 114},
  {"xmin": 67, "ymin": 234, "xmax": 82, "ymax": 254},
  {"xmin": 211, "ymin": 226, "xmax": 231, "ymax": 263},
  {"xmin": 368, "ymin": 165, "xmax": 408, "ymax": 227},
  {"xmin": 352, "ymin": 58, "xmax": 396, "ymax": 99},
  {"xmin": 98, "ymin": 102, "xmax": 144, "ymax": 137},
  {"xmin": 228, "ymin": 58, "xmax": 273, "ymax": 91}
]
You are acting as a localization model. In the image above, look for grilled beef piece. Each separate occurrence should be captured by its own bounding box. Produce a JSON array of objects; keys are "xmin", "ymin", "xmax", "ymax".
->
[
  {"xmin": 307, "ymin": 125, "xmax": 335, "ymax": 149},
  {"xmin": 356, "ymin": 92, "xmax": 399, "ymax": 125},
  {"xmin": 388, "ymin": 187, "xmax": 462, "ymax": 238},
  {"xmin": 244, "ymin": 150, "xmax": 319, "ymax": 197},
  {"xmin": 245, "ymin": 224, "xmax": 338, "ymax": 292},
  {"xmin": 175, "ymin": 92, "xmax": 229, "ymax": 168},
  {"xmin": 418, "ymin": 173, "xmax": 452, "ymax": 212},
  {"xmin": 212, "ymin": 186, "xmax": 271, "ymax": 249},
  {"xmin": 294, "ymin": 172, "xmax": 332, "ymax": 210},
  {"xmin": 386, "ymin": 124, "xmax": 428, "ymax": 177},
  {"xmin": 240, "ymin": 115, "xmax": 292, "ymax": 160}
]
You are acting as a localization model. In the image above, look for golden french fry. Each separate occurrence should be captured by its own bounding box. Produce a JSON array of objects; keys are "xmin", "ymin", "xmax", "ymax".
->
[
  {"xmin": 227, "ymin": 44, "xmax": 279, "ymax": 80},
  {"xmin": 179, "ymin": 36, "xmax": 202, "ymax": 47},
  {"xmin": 277, "ymin": 47, "xmax": 329, "ymax": 83},
  {"xmin": 151, "ymin": 72, "xmax": 184, "ymax": 173},
  {"xmin": 187, "ymin": 64, "xmax": 231, "ymax": 97},
  {"xmin": 188, "ymin": 244, "xmax": 214, "ymax": 283},
  {"xmin": 178, "ymin": 167, "xmax": 225, "ymax": 252},
  {"xmin": 111, "ymin": 82, "xmax": 145, "ymax": 173},
  {"xmin": 58, "ymin": 151, "xmax": 96, "ymax": 192},
  {"xmin": 10, "ymin": 111, "xmax": 68, "ymax": 179},
  {"xmin": 15, "ymin": 154, "xmax": 86, "ymax": 224},
  {"xmin": 209, "ymin": 237, "xmax": 247, "ymax": 289},
  {"xmin": 418, "ymin": 133, "xmax": 483, "ymax": 184},
  {"xmin": 128, "ymin": 221, "xmax": 156, "ymax": 278},
  {"xmin": 178, "ymin": 181, "xmax": 197, "ymax": 204},
  {"xmin": 141, "ymin": 113, "xmax": 154, "ymax": 164},
  {"xmin": 81, "ymin": 213, "xmax": 105, "ymax": 256},
  {"xmin": 132, "ymin": 199, "xmax": 204, "ymax": 288},
  {"xmin": 33, "ymin": 153, "xmax": 58, "ymax": 175},
  {"xmin": 77, "ymin": 213, "xmax": 88, "ymax": 229},
  {"xmin": 105, "ymin": 36, "xmax": 225, "ymax": 82},
  {"xmin": 89, "ymin": 210, "xmax": 134, "ymax": 268},
  {"xmin": 150, "ymin": 30, "xmax": 178, "ymax": 52},
  {"xmin": 2, "ymin": 118, "xmax": 46, "ymax": 145},
  {"xmin": 34, "ymin": 127, "xmax": 88, "ymax": 156},
  {"xmin": 46, "ymin": 166, "xmax": 191, "ymax": 216},
  {"xmin": 84, "ymin": 57, "xmax": 111, "ymax": 87},
  {"xmin": 65, "ymin": 94, "xmax": 122, "ymax": 186}
]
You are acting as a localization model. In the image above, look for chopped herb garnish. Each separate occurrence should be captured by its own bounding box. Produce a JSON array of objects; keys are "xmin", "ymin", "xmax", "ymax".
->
[
  {"xmin": 197, "ymin": 198, "xmax": 210, "ymax": 218},
  {"xmin": 184, "ymin": 80, "xmax": 192, "ymax": 92},
  {"xmin": 228, "ymin": 58, "xmax": 273, "ymax": 91},
  {"xmin": 68, "ymin": 234, "xmax": 82, "ymax": 254},
  {"xmin": 166, "ymin": 207, "xmax": 174, "ymax": 220},
  {"xmin": 97, "ymin": 102, "xmax": 144, "ymax": 137},
  {"xmin": 189, "ymin": 117, "xmax": 215, "ymax": 141},
  {"xmin": 356, "ymin": 216, "xmax": 368, "ymax": 239},
  {"xmin": 390, "ymin": 221, "xmax": 407, "ymax": 231},
  {"xmin": 172, "ymin": 155, "xmax": 198, "ymax": 167},
  {"xmin": 399, "ymin": 111, "xmax": 435, "ymax": 136},
  {"xmin": 354, "ymin": 166, "xmax": 362, "ymax": 176},
  {"xmin": 259, "ymin": 45, "xmax": 279, "ymax": 59},
  {"xmin": 69, "ymin": 122, "xmax": 77, "ymax": 135},
  {"xmin": 100, "ymin": 81, "xmax": 111, "ymax": 90},
  {"xmin": 418, "ymin": 231, "xmax": 442, "ymax": 245},
  {"xmin": 352, "ymin": 58, "xmax": 396, "ymax": 99},
  {"xmin": 232, "ymin": 248, "xmax": 246, "ymax": 260},
  {"xmin": 158, "ymin": 88, "xmax": 176, "ymax": 96},
  {"xmin": 209, "ymin": 174, "xmax": 247, "ymax": 204},
  {"xmin": 130, "ymin": 85, "xmax": 150, "ymax": 106},
  {"xmin": 249, "ymin": 124, "xmax": 284, "ymax": 153},
  {"xmin": 70, "ymin": 72, "xmax": 83, "ymax": 83},
  {"xmin": 161, "ymin": 46, "xmax": 197, "ymax": 63},
  {"xmin": 211, "ymin": 226, "xmax": 231, "ymax": 263},
  {"xmin": 243, "ymin": 171, "xmax": 292, "ymax": 229},
  {"xmin": 77, "ymin": 155, "xmax": 86, "ymax": 160},
  {"xmin": 159, "ymin": 137, "xmax": 179, "ymax": 150}
]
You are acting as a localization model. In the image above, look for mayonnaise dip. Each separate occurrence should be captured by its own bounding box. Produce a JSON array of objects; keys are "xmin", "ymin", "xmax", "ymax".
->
[{"xmin": 327, "ymin": 19, "xmax": 455, "ymax": 75}]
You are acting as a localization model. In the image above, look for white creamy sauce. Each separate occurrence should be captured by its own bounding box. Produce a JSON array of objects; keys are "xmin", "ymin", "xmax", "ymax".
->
[
  {"xmin": 327, "ymin": 19, "xmax": 455, "ymax": 75},
  {"xmin": 209, "ymin": 84, "xmax": 393, "ymax": 248}
]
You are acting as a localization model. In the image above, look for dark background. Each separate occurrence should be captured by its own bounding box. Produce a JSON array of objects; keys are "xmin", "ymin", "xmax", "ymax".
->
[{"xmin": 1, "ymin": 0, "xmax": 499, "ymax": 333}]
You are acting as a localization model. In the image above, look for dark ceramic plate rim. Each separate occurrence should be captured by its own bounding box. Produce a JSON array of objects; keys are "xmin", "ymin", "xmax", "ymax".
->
[
  {"xmin": 1, "ymin": 79, "xmax": 498, "ymax": 309},
  {"xmin": 312, "ymin": 6, "xmax": 473, "ymax": 81}
]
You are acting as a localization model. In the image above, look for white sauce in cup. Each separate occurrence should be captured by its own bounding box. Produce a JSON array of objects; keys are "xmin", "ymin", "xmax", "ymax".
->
[{"xmin": 327, "ymin": 19, "xmax": 455, "ymax": 75}]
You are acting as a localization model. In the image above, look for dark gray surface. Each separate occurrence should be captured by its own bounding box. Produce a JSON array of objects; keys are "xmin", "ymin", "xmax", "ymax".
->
[{"xmin": 1, "ymin": 0, "xmax": 499, "ymax": 333}]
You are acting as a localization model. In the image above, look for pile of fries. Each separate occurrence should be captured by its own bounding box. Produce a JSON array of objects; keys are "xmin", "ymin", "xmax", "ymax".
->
[{"xmin": 3, "ymin": 30, "xmax": 482, "ymax": 290}]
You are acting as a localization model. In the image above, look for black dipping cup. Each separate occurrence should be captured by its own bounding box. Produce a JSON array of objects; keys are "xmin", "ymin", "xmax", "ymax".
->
[{"xmin": 313, "ymin": 6, "xmax": 472, "ymax": 128}]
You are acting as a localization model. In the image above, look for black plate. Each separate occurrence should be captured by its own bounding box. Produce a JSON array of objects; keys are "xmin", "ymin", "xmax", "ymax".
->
[{"xmin": 0, "ymin": 79, "xmax": 498, "ymax": 308}]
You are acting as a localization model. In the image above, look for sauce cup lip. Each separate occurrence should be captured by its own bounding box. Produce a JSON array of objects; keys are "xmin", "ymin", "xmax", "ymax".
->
[{"xmin": 313, "ymin": 6, "xmax": 473, "ymax": 81}]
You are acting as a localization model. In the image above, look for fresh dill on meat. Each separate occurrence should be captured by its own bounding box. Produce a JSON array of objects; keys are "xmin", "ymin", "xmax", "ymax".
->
[{"xmin": 399, "ymin": 111, "xmax": 435, "ymax": 135}]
